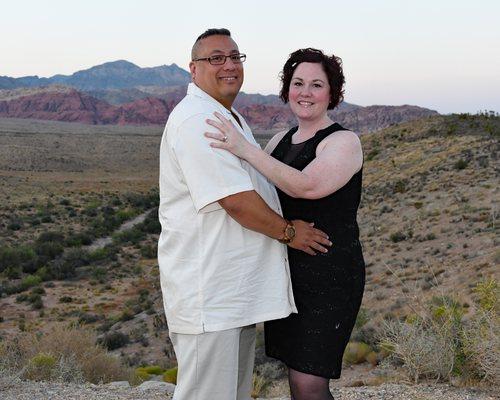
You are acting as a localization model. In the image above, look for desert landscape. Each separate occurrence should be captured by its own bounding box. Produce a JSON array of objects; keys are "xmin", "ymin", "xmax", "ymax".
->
[
  {"xmin": 0, "ymin": 111, "xmax": 498, "ymax": 399},
  {"xmin": 0, "ymin": 61, "xmax": 498, "ymax": 399}
]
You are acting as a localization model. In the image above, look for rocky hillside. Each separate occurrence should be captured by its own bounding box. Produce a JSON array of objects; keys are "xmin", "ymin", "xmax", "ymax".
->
[{"xmin": 0, "ymin": 113, "xmax": 497, "ymax": 372}]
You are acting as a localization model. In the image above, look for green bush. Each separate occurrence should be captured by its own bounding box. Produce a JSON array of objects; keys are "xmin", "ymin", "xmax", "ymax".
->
[
  {"xmin": 99, "ymin": 331, "xmax": 130, "ymax": 350},
  {"xmin": 113, "ymin": 227, "xmax": 146, "ymax": 245},
  {"xmin": 143, "ymin": 365, "xmax": 164, "ymax": 375},
  {"xmin": 21, "ymin": 275, "xmax": 42, "ymax": 291},
  {"xmin": 454, "ymin": 159, "xmax": 468, "ymax": 170},
  {"xmin": 77, "ymin": 313, "xmax": 100, "ymax": 325},
  {"xmin": 37, "ymin": 231, "xmax": 65, "ymax": 244},
  {"xmin": 390, "ymin": 231, "xmax": 407, "ymax": 243},
  {"xmin": 30, "ymin": 295, "xmax": 44, "ymax": 310},
  {"xmin": 140, "ymin": 244, "xmax": 157, "ymax": 259},
  {"xmin": 343, "ymin": 342, "xmax": 372, "ymax": 365},
  {"xmin": 134, "ymin": 367, "xmax": 151, "ymax": 382},
  {"xmin": 66, "ymin": 232, "xmax": 92, "ymax": 247},
  {"xmin": 140, "ymin": 208, "xmax": 161, "ymax": 234},
  {"xmin": 35, "ymin": 242, "xmax": 64, "ymax": 263},
  {"xmin": 47, "ymin": 248, "xmax": 90, "ymax": 280},
  {"xmin": 163, "ymin": 367, "xmax": 178, "ymax": 384},
  {"xmin": 7, "ymin": 220, "xmax": 22, "ymax": 231},
  {"xmin": 59, "ymin": 296, "xmax": 73, "ymax": 303},
  {"xmin": 393, "ymin": 179, "xmax": 408, "ymax": 194},
  {"xmin": 26, "ymin": 352, "xmax": 57, "ymax": 380},
  {"xmin": 0, "ymin": 245, "xmax": 36, "ymax": 274}
]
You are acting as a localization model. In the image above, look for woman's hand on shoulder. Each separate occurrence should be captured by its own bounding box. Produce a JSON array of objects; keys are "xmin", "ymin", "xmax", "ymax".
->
[{"xmin": 204, "ymin": 112, "xmax": 253, "ymax": 159}]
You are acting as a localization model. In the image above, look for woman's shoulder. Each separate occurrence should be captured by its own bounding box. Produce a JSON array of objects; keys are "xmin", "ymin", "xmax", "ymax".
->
[
  {"xmin": 319, "ymin": 128, "xmax": 361, "ymax": 149},
  {"xmin": 263, "ymin": 129, "xmax": 290, "ymax": 154}
]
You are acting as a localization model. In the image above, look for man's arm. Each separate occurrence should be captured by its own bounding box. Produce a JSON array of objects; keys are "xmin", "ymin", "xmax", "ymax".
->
[{"xmin": 219, "ymin": 190, "xmax": 331, "ymax": 255}]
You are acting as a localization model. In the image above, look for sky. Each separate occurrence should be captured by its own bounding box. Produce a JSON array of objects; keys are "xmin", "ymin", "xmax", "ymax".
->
[{"xmin": 1, "ymin": 0, "xmax": 499, "ymax": 114}]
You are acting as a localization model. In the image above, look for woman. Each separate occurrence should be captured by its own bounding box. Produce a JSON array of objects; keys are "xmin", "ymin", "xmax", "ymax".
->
[{"xmin": 205, "ymin": 48, "xmax": 365, "ymax": 400}]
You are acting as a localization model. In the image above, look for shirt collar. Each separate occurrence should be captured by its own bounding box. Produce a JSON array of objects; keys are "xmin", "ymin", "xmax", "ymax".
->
[{"xmin": 187, "ymin": 83, "xmax": 236, "ymax": 118}]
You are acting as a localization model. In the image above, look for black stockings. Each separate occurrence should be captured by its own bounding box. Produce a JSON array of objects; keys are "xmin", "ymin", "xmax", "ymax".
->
[{"xmin": 288, "ymin": 368, "xmax": 334, "ymax": 400}]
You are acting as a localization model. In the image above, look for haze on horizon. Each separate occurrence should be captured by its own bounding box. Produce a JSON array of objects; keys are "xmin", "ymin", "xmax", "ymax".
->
[{"xmin": 1, "ymin": 0, "xmax": 499, "ymax": 114}]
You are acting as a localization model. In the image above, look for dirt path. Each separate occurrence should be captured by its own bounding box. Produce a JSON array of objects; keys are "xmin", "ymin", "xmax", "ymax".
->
[{"xmin": 86, "ymin": 209, "xmax": 153, "ymax": 251}]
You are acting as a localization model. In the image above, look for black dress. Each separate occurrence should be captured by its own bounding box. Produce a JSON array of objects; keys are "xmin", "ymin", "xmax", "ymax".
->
[{"xmin": 265, "ymin": 123, "xmax": 365, "ymax": 379}]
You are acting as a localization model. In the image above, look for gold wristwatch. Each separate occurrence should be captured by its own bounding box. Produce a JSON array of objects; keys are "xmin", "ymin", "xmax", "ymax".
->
[{"xmin": 278, "ymin": 219, "xmax": 296, "ymax": 244}]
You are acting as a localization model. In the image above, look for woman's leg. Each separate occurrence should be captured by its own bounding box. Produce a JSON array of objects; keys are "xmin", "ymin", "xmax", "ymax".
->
[{"xmin": 288, "ymin": 367, "xmax": 334, "ymax": 400}]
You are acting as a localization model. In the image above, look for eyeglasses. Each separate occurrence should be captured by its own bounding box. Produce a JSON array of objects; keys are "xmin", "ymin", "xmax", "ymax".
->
[{"xmin": 192, "ymin": 53, "xmax": 246, "ymax": 65}]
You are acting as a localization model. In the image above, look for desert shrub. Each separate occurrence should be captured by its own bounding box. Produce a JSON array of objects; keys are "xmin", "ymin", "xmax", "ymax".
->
[
  {"xmin": 134, "ymin": 367, "xmax": 151, "ymax": 382},
  {"xmin": 16, "ymin": 293, "xmax": 29, "ymax": 302},
  {"xmin": 460, "ymin": 278, "xmax": 499, "ymax": 385},
  {"xmin": 31, "ymin": 286, "xmax": 45, "ymax": 295},
  {"xmin": 37, "ymin": 231, "xmax": 65, "ymax": 244},
  {"xmin": 40, "ymin": 215, "xmax": 53, "ymax": 223},
  {"xmin": 30, "ymin": 296, "xmax": 44, "ymax": 310},
  {"xmin": 163, "ymin": 366, "xmax": 178, "ymax": 384},
  {"xmin": 65, "ymin": 232, "xmax": 92, "ymax": 247},
  {"xmin": 99, "ymin": 331, "xmax": 130, "ymax": 350},
  {"xmin": 343, "ymin": 342, "xmax": 373, "ymax": 365},
  {"xmin": 25, "ymin": 352, "xmax": 57, "ymax": 381},
  {"xmin": 113, "ymin": 227, "xmax": 146, "ymax": 245},
  {"xmin": 46, "ymin": 249, "xmax": 88, "ymax": 280},
  {"xmin": 119, "ymin": 309, "xmax": 134, "ymax": 322},
  {"xmin": 0, "ymin": 324, "xmax": 130, "ymax": 383},
  {"xmin": 21, "ymin": 275, "xmax": 42, "ymax": 291},
  {"xmin": 88, "ymin": 245, "xmax": 118, "ymax": 263},
  {"xmin": 390, "ymin": 231, "xmax": 407, "ymax": 243},
  {"xmin": 380, "ymin": 317, "xmax": 456, "ymax": 382},
  {"xmin": 140, "ymin": 244, "xmax": 157, "ymax": 259},
  {"xmin": 123, "ymin": 190, "xmax": 159, "ymax": 210},
  {"xmin": 77, "ymin": 313, "xmax": 100, "ymax": 325},
  {"xmin": 7, "ymin": 219, "xmax": 22, "ymax": 231},
  {"xmin": 140, "ymin": 208, "xmax": 161, "ymax": 234},
  {"xmin": 91, "ymin": 266, "xmax": 107, "ymax": 282},
  {"xmin": 0, "ymin": 245, "xmax": 36, "ymax": 273},
  {"xmin": 59, "ymin": 296, "xmax": 73, "ymax": 303},
  {"xmin": 35, "ymin": 242, "xmax": 64, "ymax": 265},
  {"xmin": 252, "ymin": 373, "xmax": 270, "ymax": 398},
  {"xmin": 351, "ymin": 308, "xmax": 380, "ymax": 347},
  {"xmin": 380, "ymin": 277, "xmax": 499, "ymax": 384},
  {"xmin": 393, "ymin": 179, "xmax": 408, "ymax": 194},
  {"xmin": 142, "ymin": 365, "xmax": 164, "ymax": 375},
  {"xmin": 4, "ymin": 266, "xmax": 22, "ymax": 279},
  {"xmin": 454, "ymin": 159, "xmax": 468, "ymax": 170},
  {"xmin": 365, "ymin": 148, "xmax": 379, "ymax": 161},
  {"xmin": 255, "ymin": 362, "xmax": 286, "ymax": 380}
]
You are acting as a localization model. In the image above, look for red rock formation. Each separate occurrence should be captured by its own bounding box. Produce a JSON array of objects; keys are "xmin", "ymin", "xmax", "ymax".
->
[{"xmin": 0, "ymin": 88, "xmax": 438, "ymax": 133}]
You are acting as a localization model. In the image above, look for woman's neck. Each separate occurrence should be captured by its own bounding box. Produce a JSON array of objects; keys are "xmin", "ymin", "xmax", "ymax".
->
[{"xmin": 293, "ymin": 115, "xmax": 334, "ymax": 143}]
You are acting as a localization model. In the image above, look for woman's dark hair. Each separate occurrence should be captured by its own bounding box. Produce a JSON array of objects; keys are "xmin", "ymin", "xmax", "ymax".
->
[{"xmin": 279, "ymin": 48, "xmax": 345, "ymax": 110}]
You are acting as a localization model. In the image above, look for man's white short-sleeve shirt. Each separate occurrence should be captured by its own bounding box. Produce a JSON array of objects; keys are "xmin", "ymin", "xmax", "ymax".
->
[{"xmin": 158, "ymin": 83, "xmax": 297, "ymax": 334}]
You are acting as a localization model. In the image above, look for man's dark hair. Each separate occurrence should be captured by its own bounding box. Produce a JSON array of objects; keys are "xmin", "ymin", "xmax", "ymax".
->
[
  {"xmin": 279, "ymin": 48, "xmax": 345, "ymax": 110},
  {"xmin": 192, "ymin": 28, "xmax": 231, "ymax": 59}
]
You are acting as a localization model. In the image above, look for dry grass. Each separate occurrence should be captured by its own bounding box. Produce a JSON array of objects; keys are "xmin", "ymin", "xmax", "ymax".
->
[
  {"xmin": 0, "ymin": 324, "xmax": 132, "ymax": 384},
  {"xmin": 379, "ymin": 274, "xmax": 499, "ymax": 385}
]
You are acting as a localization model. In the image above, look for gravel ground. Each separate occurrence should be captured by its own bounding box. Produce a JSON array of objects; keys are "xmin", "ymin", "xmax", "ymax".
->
[{"xmin": 0, "ymin": 377, "xmax": 498, "ymax": 400}]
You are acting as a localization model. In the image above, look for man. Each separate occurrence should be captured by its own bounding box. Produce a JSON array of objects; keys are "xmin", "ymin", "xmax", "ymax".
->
[{"xmin": 158, "ymin": 28, "xmax": 330, "ymax": 400}]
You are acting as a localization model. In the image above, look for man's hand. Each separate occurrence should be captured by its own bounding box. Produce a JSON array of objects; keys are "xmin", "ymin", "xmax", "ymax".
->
[{"xmin": 288, "ymin": 220, "xmax": 332, "ymax": 256}]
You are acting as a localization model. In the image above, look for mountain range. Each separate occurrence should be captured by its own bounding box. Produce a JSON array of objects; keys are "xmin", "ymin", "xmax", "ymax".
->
[{"xmin": 0, "ymin": 61, "xmax": 439, "ymax": 133}]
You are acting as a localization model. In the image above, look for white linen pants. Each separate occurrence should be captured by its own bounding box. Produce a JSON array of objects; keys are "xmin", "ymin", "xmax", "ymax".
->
[{"xmin": 169, "ymin": 324, "xmax": 256, "ymax": 400}]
